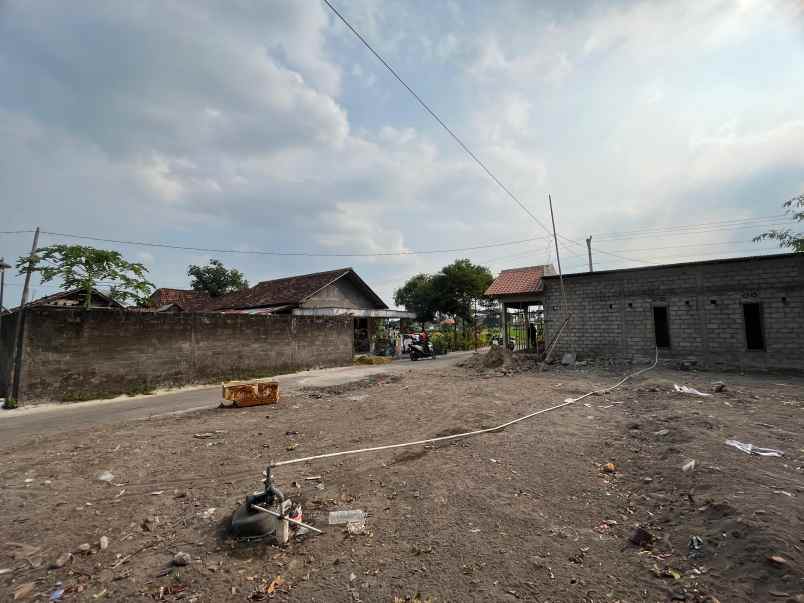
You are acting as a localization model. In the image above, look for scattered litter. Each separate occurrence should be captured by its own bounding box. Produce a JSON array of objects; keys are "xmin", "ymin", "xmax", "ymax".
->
[
  {"xmin": 303, "ymin": 476, "xmax": 322, "ymax": 481},
  {"xmin": 346, "ymin": 520, "xmax": 366, "ymax": 535},
  {"xmin": 773, "ymin": 490, "xmax": 794, "ymax": 497},
  {"xmin": 652, "ymin": 564, "xmax": 682, "ymax": 580},
  {"xmin": 193, "ymin": 432, "xmax": 215, "ymax": 439},
  {"xmin": 653, "ymin": 429, "xmax": 670, "ymax": 437},
  {"xmin": 329, "ymin": 510, "xmax": 365, "ymax": 525},
  {"xmin": 469, "ymin": 528, "xmax": 481, "ymax": 533},
  {"xmin": 682, "ymin": 460, "xmax": 696, "ymax": 473},
  {"xmin": 711, "ymin": 381, "xmax": 726, "ymax": 393},
  {"xmin": 100, "ymin": 536, "xmax": 109, "ymax": 550},
  {"xmin": 601, "ymin": 462, "xmax": 616, "ymax": 474},
  {"xmin": 286, "ymin": 442, "xmax": 298, "ymax": 451},
  {"xmin": 49, "ymin": 583, "xmax": 64, "ymax": 602},
  {"xmin": 768, "ymin": 555, "xmax": 789, "ymax": 567},
  {"xmin": 489, "ymin": 458, "xmax": 498, "ymax": 463},
  {"xmin": 199, "ymin": 508, "xmax": 216, "ymax": 520},
  {"xmin": 564, "ymin": 398, "xmax": 576, "ymax": 404},
  {"xmin": 688, "ymin": 535, "xmax": 705, "ymax": 559},
  {"xmin": 0, "ymin": 568, "xmax": 11, "ymax": 575},
  {"xmin": 349, "ymin": 572, "xmax": 357, "ymax": 582},
  {"xmin": 92, "ymin": 590, "xmax": 107, "ymax": 599},
  {"xmin": 674, "ymin": 384, "xmax": 712, "ymax": 397},
  {"xmin": 725, "ymin": 439, "xmax": 784, "ymax": 457},
  {"xmin": 96, "ymin": 471, "xmax": 114, "ymax": 483},
  {"xmin": 24, "ymin": 478, "xmax": 34, "ymax": 484},
  {"xmin": 266, "ymin": 576, "xmax": 285, "ymax": 595},
  {"xmin": 115, "ymin": 489, "xmax": 126, "ymax": 499},
  {"xmin": 628, "ymin": 527, "xmax": 654, "ymax": 548},
  {"xmin": 149, "ymin": 491, "xmax": 164, "ymax": 496},
  {"xmin": 173, "ymin": 552, "xmax": 191, "ymax": 567},
  {"xmin": 77, "ymin": 543, "xmax": 91, "ymax": 554}
]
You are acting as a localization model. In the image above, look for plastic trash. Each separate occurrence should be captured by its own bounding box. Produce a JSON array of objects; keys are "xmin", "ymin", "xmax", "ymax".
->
[
  {"xmin": 673, "ymin": 384, "xmax": 712, "ymax": 397},
  {"xmin": 328, "ymin": 510, "xmax": 365, "ymax": 525},
  {"xmin": 725, "ymin": 439, "xmax": 783, "ymax": 457},
  {"xmin": 96, "ymin": 471, "xmax": 114, "ymax": 482}
]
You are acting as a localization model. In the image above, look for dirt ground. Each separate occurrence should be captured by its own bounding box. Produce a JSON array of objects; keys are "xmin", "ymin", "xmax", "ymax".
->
[{"xmin": 1, "ymin": 355, "xmax": 803, "ymax": 602}]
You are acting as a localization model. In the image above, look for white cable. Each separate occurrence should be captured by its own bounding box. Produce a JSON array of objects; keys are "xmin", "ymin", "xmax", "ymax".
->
[{"xmin": 271, "ymin": 348, "xmax": 659, "ymax": 468}]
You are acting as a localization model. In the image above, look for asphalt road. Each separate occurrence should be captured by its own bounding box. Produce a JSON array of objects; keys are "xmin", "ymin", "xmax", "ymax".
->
[{"xmin": 0, "ymin": 351, "xmax": 474, "ymax": 446}]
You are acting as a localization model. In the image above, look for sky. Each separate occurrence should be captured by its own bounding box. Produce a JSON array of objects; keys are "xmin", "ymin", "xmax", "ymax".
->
[{"xmin": 1, "ymin": 0, "xmax": 803, "ymax": 306}]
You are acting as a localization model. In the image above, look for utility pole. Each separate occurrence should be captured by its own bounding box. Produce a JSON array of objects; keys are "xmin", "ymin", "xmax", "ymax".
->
[
  {"xmin": 586, "ymin": 236, "xmax": 593, "ymax": 272},
  {"xmin": 0, "ymin": 258, "xmax": 10, "ymax": 374},
  {"xmin": 8, "ymin": 227, "xmax": 40, "ymax": 403}
]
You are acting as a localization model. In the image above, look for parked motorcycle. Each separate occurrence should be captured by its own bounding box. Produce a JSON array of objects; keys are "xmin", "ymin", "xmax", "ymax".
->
[{"xmin": 408, "ymin": 339, "xmax": 436, "ymax": 361}]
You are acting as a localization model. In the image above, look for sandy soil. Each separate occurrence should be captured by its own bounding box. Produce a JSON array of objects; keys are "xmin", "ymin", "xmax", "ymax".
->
[{"xmin": 1, "ymin": 357, "xmax": 802, "ymax": 602}]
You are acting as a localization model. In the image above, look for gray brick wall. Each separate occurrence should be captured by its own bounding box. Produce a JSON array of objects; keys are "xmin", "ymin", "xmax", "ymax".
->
[
  {"xmin": 8, "ymin": 307, "xmax": 353, "ymax": 403},
  {"xmin": 543, "ymin": 254, "xmax": 804, "ymax": 370}
]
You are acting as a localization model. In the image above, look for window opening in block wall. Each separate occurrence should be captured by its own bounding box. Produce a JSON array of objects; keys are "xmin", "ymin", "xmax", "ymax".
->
[
  {"xmin": 653, "ymin": 306, "xmax": 670, "ymax": 348},
  {"xmin": 742, "ymin": 302, "xmax": 765, "ymax": 350}
]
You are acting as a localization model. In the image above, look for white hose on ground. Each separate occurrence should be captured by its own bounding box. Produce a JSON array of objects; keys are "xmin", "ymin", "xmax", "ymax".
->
[{"xmin": 270, "ymin": 348, "xmax": 659, "ymax": 469}]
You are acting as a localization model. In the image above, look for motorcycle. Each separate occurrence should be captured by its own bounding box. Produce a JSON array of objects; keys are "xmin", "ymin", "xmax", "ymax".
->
[{"xmin": 408, "ymin": 339, "xmax": 436, "ymax": 361}]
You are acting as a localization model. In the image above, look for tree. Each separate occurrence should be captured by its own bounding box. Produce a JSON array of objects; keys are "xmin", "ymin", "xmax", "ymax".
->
[
  {"xmin": 432, "ymin": 259, "xmax": 493, "ymax": 323},
  {"xmin": 753, "ymin": 195, "xmax": 803, "ymax": 252},
  {"xmin": 187, "ymin": 259, "xmax": 249, "ymax": 297},
  {"xmin": 19, "ymin": 244, "xmax": 154, "ymax": 308},
  {"xmin": 394, "ymin": 273, "xmax": 438, "ymax": 322},
  {"xmin": 394, "ymin": 259, "xmax": 493, "ymax": 323}
]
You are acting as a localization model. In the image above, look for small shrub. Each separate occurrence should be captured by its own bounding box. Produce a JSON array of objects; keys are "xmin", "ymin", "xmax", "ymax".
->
[{"xmin": 2, "ymin": 398, "xmax": 18, "ymax": 410}]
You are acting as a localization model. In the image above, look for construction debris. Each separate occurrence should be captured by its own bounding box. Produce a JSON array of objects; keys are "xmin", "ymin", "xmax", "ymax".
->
[{"xmin": 222, "ymin": 381, "xmax": 279, "ymax": 407}]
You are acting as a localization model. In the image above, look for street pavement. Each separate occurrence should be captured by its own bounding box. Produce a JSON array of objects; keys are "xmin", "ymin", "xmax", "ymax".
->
[{"xmin": 0, "ymin": 351, "xmax": 475, "ymax": 446}]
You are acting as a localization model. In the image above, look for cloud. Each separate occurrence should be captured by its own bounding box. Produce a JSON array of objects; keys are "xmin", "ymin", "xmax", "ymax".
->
[{"xmin": 1, "ymin": 0, "xmax": 803, "ymax": 307}]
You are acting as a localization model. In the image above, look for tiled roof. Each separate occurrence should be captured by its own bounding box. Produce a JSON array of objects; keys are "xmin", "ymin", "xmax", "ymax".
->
[
  {"xmin": 485, "ymin": 265, "xmax": 554, "ymax": 297},
  {"xmin": 207, "ymin": 267, "xmax": 387, "ymax": 311},
  {"xmin": 149, "ymin": 288, "xmax": 211, "ymax": 311},
  {"xmin": 28, "ymin": 288, "xmax": 124, "ymax": 308}
]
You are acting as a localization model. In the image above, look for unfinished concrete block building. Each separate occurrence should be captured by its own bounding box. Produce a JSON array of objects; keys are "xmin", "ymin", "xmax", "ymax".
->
[{"xmin": 542, "ymin": 253, "xmax": 804, "ymax": 371}]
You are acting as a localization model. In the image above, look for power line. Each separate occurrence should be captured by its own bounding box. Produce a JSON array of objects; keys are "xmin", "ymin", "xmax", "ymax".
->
[
  {"xmin": 322, "ymin": 0, "xmax": 657, "ymax": 269},
  {"xmin": 40, "ymin": 230, "xmax": 547, "ymax": 257},
  {"xmin": 322, "ymin": 0, "xmax": 554, "ymax": 237}
]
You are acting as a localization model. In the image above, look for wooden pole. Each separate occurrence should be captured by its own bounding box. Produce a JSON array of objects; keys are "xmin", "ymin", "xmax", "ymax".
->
[
  {"xmin": 8, "ymin": 227, "xmax": 40, "ymax": 403},
  {"xmin": 586, "ymin": 236, "xmax": 593, "ymax": 272}
]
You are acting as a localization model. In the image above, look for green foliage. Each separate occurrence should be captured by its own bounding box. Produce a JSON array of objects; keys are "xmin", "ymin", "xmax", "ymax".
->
[
  {"xmin": 753, "ymin": 195, "xmax": 803, "ymax": 252},
  {"xmin": 394, "ymin": 259, "xmax": 493, "ymax": 323},
  {"xmin": 2, "ymin": 398, "xmax": 18, "ymax": 410},
  {"xmin": 19, "ymin": 244, "xmax": 154, "ymax": 308},
  {"xmin": 394, "ymin": 273, "xmax": 439, "ymax": 322},
  {"xmin": 187, "ymin": 259, "xmax": 249, "ymax": 297}
]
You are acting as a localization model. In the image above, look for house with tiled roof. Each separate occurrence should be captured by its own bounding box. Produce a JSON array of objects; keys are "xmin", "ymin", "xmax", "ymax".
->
[
  {"xmin": 485, "ymin": 264, "xmax": 556, "ymax": 352},
  {"xmin": 148, "ymin": 288, "xmax": 212, "ymax": 312}
]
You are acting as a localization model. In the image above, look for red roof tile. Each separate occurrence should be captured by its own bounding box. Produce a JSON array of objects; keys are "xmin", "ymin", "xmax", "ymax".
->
[
  {"xmin": 149, "ymin": 288, "xmax": 211, "ymax": 311},
  {"xmin": 206, "ymin": 268, "xmax": 387, "ymax": 311},
  {"xmin": 485, "ymin": 265, "xmax": 555, "ymax": 297}
]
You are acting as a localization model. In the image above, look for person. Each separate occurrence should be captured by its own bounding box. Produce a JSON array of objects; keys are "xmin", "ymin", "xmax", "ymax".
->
[{"xmin": 528, "ymin": 322, "xmax": 537, "ymax": 350}]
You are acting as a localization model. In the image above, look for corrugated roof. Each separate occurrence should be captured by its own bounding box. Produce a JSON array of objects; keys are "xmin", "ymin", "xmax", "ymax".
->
[{"xmin": 485, "ymin": 265, "xmax": 554, "ymax": 297}]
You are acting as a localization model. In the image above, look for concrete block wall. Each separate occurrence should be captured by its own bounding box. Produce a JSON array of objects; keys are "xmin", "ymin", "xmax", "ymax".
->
[
  {"xmin": 543, "ymin": 254, "xmax": 804, "ymax": 371},
  {"xmin": 11, "ymin": 307, "xmax": 353, "ymax": 403}
]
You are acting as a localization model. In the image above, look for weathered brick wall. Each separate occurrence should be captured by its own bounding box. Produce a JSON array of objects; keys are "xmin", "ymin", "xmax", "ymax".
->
[
  {"xmin": 543, "ymin": 254, "xmax": 804, "ymax": 370},
  {"xmin": 0, "ymin": 311, "xmax": 20, "ymax": 396},
  {"xmin": 14, "ymin": 307, "xmax": 353, "ymax": 403}
]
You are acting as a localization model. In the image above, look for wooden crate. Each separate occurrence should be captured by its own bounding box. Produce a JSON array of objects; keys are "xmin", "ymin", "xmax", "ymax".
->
[{"xmin": 222, "ymin": 381, "xmax": 279, "ymax": 407}]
